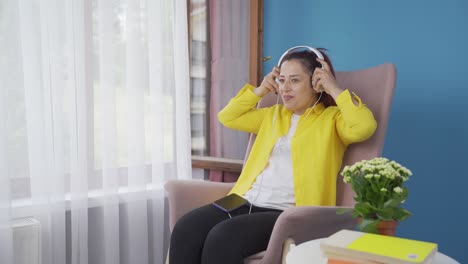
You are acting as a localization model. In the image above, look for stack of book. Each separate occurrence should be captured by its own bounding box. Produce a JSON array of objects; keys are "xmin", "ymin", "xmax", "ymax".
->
[{"xmin": 320, "ymin": 230, "xmax": 438, "ymax": 264}]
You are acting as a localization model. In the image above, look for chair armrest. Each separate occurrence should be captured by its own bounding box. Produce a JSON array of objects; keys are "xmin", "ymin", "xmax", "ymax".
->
[
  {"xmin": 164, "ymin": 180, "xmax": 235, "ymax": 231},
  {"xmin": 260, "ymin": 206, "xmax": 357, "ymax": 264}
]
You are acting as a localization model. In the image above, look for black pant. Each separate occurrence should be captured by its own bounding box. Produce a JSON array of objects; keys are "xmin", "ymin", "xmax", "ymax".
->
[{"xmin": 169, "ymin": 203, "xmax": 282, "ymax": 264}]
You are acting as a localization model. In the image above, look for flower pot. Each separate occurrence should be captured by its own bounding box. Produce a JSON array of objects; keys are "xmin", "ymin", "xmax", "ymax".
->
[
  {"xmin": 376, "ymin": 219, "xmax": 398, "ymax": 236},
  {"xmin": 357, "ymin": 217, "xmax": 398, "ymax": 236}
]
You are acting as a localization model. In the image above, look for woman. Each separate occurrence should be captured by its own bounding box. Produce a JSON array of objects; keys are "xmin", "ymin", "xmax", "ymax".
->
[{"xmin": 169, "ymin": 47, "xmax": 377, "ymax": 264}]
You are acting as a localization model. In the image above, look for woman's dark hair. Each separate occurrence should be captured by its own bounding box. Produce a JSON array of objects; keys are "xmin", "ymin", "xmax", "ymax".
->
[{"xmin": 279, "ymin": 48, "xmax": 336, "ymax": 106}]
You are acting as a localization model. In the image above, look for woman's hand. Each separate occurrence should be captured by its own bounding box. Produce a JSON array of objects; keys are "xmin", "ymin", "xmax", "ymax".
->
[
  {"xmin": 313, "ymin": 58, "xmax": 358, "ymax": 105},
  {"xmin": 254, "ymin": 67, "xmax": 280, "ymax": 97},
  {"xmin": 312, "ymin": 58, "xmax": 343, "ymax": 98}
]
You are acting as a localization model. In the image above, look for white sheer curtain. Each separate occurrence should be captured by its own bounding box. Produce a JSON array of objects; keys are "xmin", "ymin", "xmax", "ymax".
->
[{"xmin": 0, "ymin": 0, "xmax": 191, "ymax": 263}]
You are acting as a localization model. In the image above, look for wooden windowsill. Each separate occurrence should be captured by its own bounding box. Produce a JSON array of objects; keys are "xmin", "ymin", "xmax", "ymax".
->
[{"xmin": 191, "ymin": 155, "xmax": 243, "ymax": 173}]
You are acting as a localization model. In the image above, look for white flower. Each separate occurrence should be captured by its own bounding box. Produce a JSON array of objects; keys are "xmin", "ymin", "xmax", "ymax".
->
[
  {"xmin": 340, "ymin": 157, "xmax": 413, "ymax": 223},
  {"xmin": 381, "ymin": 168, "xmax": 396, "ymax": 179},
  {"xmin": 362, "ymin": 164, "xmax": 375, "ymax": 173},
  {"xmin": 400, "ymin": 167, "xmax": 412, "ymax": 176}
]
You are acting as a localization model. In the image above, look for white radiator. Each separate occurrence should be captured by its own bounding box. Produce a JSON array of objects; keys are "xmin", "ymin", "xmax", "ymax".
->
[{"xmin": 12, "ymin": 217, "xmax": 41, "ymax": 264}]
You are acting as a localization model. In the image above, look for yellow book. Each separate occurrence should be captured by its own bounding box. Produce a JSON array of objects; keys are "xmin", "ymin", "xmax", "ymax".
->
[{"xmin": 320, "ymin": 230, "xmax": 438, "ymax": 264}]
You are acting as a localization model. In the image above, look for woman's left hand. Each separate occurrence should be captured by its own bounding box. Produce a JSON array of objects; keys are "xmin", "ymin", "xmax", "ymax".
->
[{"xmin": 312, "ymin": 58, "xmax": 342, "ymax": 96}]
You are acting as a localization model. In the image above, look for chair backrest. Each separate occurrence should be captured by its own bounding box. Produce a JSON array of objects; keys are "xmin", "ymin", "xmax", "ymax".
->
[{"xmin": 244, "ymin": 63, "xmax": 396, "ymax": 206}]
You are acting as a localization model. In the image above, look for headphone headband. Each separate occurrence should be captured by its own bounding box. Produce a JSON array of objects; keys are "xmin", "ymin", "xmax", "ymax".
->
[{"xmin": 277, "ymin": 45, "xmax": 324, "ymax": 67}]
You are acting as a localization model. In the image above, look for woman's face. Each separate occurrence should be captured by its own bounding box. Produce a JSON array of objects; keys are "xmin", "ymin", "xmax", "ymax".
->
[{"xmin": 278, "ymin": 59, "xmax": 317, "ymax": 115}]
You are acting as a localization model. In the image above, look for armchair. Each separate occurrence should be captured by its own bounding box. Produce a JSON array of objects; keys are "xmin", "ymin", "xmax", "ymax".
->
[{"xmin": 165, "ymin": 63, "xmax": 396, "ymax": 264}]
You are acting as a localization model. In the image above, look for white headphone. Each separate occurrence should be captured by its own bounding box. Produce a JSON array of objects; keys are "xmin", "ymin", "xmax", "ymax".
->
[
  {"xmin": 270, "ymin": 45, "xmax": 324, "ymax": 135},
  {"xmin": 277, "ymin": 45, "xmax": 325, "ymax": 68}
]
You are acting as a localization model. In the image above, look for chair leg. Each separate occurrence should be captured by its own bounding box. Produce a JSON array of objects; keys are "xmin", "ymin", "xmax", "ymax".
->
[{"xmin": 281, "ymin": 238, "xmax": 296, "ymax": 264}]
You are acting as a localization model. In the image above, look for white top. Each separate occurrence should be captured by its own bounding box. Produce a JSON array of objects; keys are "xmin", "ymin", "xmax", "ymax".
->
[
  {"xmin": 243, "ymin": 114, "xmax": 300, "ymax": 210},
  {"xmin": 286, "ymin": 238, "xmax": 460, "ymax": 264}
]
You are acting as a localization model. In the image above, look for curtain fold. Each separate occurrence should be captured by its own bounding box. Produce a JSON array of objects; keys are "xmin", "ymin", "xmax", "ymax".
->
[
  {"xmin": 209, "ymin": 0, "xmax": 250, "ymax": 182},
  {"xmin": 0, "ymin": 56, "xmax": 13, "ymax": 264},
  {"xmin": 1, "ymin": 1, "xmax": 19, "ymax": 262},
  {"xmin": 174, "ymin": 0, "xmax": 192, "ymax": 180},
  {"xmin": 0, "ymin": 0, "xmax": 191, "ymax": 263}
]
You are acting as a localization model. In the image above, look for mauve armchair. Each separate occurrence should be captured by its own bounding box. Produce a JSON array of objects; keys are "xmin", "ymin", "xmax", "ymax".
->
[{"xmin": 165, "ymin": 63, "xmax": 397, "ymax": 264}]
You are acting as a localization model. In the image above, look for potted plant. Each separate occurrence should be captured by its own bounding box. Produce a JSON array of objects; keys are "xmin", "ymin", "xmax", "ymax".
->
[{"xmin": 338, "ymin": 157, "xmax": 413, "ymax": 235}]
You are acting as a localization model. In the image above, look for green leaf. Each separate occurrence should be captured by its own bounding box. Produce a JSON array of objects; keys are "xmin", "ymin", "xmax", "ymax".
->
[
  {"xmin": 336, "ymin": 208, "xmax": 353, "ymax": 215},
  {"xmin": 393, "ymin": 207, "xmax": 412, "ymax": 221},
  {"xmin": 384, "ymin": 198, "xmax": 401, "ymax": 208},
  {"xmin": 354, "ymin": 202, "xmax": 373, "ymax": 218},
  {"xmin": 353, "ymin": 175, "xmax": 368, "ymax": 192},
  {"xmin": 358, "ymin": 218, "xmax": 378, "ymax": 234},
  {"xmin": 376, "ymin": 207, "xmax": 394, "ymax": 220}
]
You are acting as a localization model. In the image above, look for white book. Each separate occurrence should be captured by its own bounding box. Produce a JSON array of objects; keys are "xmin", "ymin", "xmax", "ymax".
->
[{"xmin": 320, "ymin": 230, "xmax": 438, "ymax": 264}]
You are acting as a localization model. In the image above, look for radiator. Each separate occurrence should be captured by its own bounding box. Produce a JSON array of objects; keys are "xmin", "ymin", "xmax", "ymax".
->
[{"xmin": 12, "ymin": 217, "xmax": 41, "ymax": 264}]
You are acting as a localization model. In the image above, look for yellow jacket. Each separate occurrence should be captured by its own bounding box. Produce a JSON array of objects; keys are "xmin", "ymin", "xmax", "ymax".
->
[{"xmin": 218, "ymin": 84, "xmax": 377, "ymax": 206}]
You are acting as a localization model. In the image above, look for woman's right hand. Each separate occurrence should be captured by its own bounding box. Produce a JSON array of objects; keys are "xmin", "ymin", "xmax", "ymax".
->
[{"xmin": 253, "ymin": 67, "xmax": 280, "ymax": 97}]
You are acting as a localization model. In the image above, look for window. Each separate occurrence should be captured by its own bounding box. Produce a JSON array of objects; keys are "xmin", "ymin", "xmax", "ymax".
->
[
  {"xmin": 189, "ymin": 0, "xmax": 209, "ymax": 156},
  {"xmin": 7, "ymin": 0, "xmax": 188, "ymax": 199}
]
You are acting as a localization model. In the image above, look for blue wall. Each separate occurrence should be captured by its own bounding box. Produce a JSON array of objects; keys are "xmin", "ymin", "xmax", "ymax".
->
[{"xmin": 263, "ymin": 0, "xmax": 468, "ymax": 262}]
